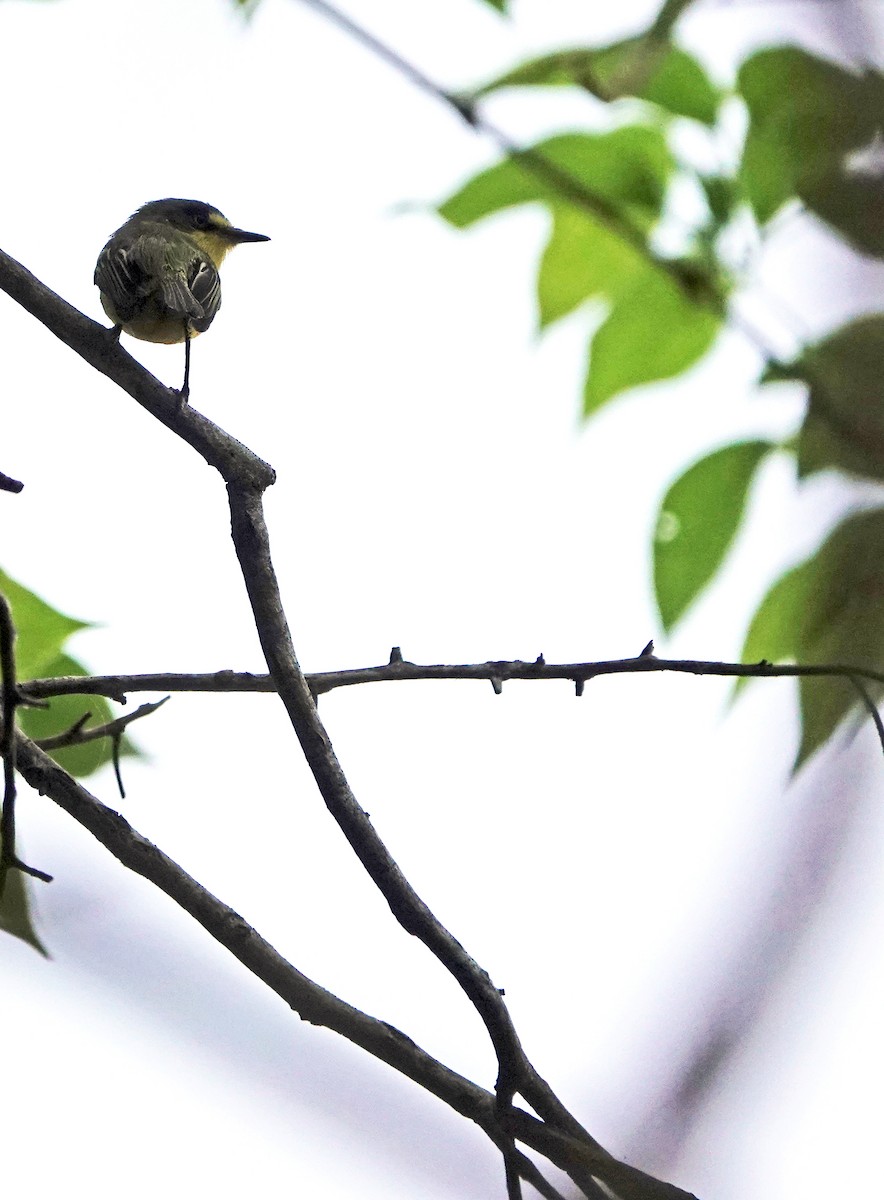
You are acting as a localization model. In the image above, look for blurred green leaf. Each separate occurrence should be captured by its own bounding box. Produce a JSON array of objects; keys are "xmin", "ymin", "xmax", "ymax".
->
[
  {"xmin": 439, "ymin": 126, "xmax": 674, "ymax": 233},
  {"xmin": 796, "ymin": 316, "xmax": 884, "ymax": 483},
  {"xmin": 655, "ymin": 440, "xmax": 773, "ymax": 631},
  {"xmin": 0, "ymin": 852, "xmax": 48, "ymax": 956},
  {"xmin": 738, "ymin": 47, "xmax": 878, "ymax": 223},
  {"xmin": 738, "ymin": 558, "xmax": 813, "ymax": 698},
  {"xmin": 698, "ymin": 174, "xmax": 738, "ymax": 226},
  {"xmin": 740, "ymin": 509, "xmax": 884, "ymax": 767},
  {"xmin": 478, "ymin": 0, "xmax": 509, "ymax": 10},
  {"xmin": 474, "ymin": 37, "xmax": 720, "ymax": 124},
  {"xmin": 800, "ymin": 169, "xmax": 884, "ymax": 258},
  {"xmin": 583, "ymin": 263, "xmax": 720, "ymax": 415},
  {"xmin": 0, "ymin": 569, "xmax": 88, "ymax": 679},
  {"xmin": 537, "ymin": 205, "xmax": 646, "ymax": 328}
]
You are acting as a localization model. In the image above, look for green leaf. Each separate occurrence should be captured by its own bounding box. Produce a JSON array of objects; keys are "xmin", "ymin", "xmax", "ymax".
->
[
  {"xmin": 474, "ymin": 37, "xmax": 720, "ymax": 124},
  {"xmin": 19, "ymin": 652, "xmax": 134, "ymax": 779},
  {"xmin": 738, "ymin": 559, "xmax": 814, "ymax": 695},
  {"xmin": 796, "ymin": 316, "xmax": 884, "ymax": 483},
  {"xmin": 699, "ymin": 174, "xmax": 737, "ymax": 226},
  {"xmin": 0, "ymin": 570, "xmax": 135, "ymax": 778},
  {"xmin": 0, "ymin": 854, "xmax": 48, "ymax": 956},
  {"xmin": 583, "ymin": 263, "xmax": 721, "ymax": 415},
  {"xmin": 0, "ymin": 569, "xmax": 88, "ymax": 680},
  {"xmin": 439, "ymin": 126, "xmax": 674, "ymax": 233},
  {"xmin": 537, "ymin": 205, "xmax": 646, "ymax": 328},
  {"xmin": 799, "ymin": 169, "xmax": 884, "ymax": 259},
  {"xmin": 740, "ymin": 509, "xmax": 884, "ymax": 767},
  {"xmin": 738, "ymin": 47, "xmax": 878, "ymax": 223},
  {"xmin": 479, "ymin": 0, "xmax": 509, "ymax": 10},
  {"xmin": 654, "ymin": 440, "xmax": 774, "ymax": 631}
]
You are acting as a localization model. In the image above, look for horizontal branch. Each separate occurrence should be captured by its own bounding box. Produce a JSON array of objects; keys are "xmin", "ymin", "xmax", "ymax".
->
[{"xmin": 20, "ymin": 651, "xmax": 884, "ymax": 703}]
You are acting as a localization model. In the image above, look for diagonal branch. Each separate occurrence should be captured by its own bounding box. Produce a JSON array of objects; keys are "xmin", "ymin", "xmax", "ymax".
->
[
  {"xmin": 293, "ymin": 0, "xmax": 724, "ymax": 313},
  {"xmin": 0, "ymin": 249, "xmax": 275, "ymax": 491},
  {"xmin": 7, "ymin": 729, "xmax": 657, "ymax": 1198},
  {"xmin": 224, "ymin": 482, "xmax": 592, "ymax": 1133}
]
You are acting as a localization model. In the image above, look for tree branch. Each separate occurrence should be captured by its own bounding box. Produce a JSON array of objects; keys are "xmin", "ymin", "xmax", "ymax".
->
[
  {"xmin": 224, "ymin": 482, "xmax": 594, "ymax": 1132},
  {"xmin": 9, "ymin": 729, "xmax": 670, "ymax": 1198},
  {"xmin": 20, "ymin": 653, "xmax": 884, "ymax": 703},
  {"xmin": 0, "ymin": 249, "xmax": 275, "ymax": 491},
  {"xmin": 0, "ymin": 248, "xmax": 609, "ymax": 1168}
]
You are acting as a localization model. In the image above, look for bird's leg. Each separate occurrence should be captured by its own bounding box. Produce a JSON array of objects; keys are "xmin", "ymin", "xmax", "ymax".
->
[{"xmin": 179, "ymin": 325, "xmax": 191, "ymax": 407}]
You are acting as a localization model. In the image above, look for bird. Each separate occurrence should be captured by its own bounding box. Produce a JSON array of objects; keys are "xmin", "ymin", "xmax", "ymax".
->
[{"xmin": 95, "ymin": 198, "xmax": 270, "ymax": 403}]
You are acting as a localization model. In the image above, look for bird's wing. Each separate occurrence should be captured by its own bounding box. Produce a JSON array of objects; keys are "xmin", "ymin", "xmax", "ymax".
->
[
  {"xmin": 187, "ymin": 258, "xmax": 222, "ymax": 333},
  {"xmin": 95, "ymin": 231, "xmax": 214, "ymax": 326},
  {"xmin": 94, "ymin": 236, "xmax": 150, "ymax": 324}
]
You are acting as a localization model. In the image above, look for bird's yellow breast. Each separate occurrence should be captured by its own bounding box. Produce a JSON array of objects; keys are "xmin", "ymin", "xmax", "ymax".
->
[{"xmin": 100, "ymin": 294, "xmax": 205, "ymax": 344}]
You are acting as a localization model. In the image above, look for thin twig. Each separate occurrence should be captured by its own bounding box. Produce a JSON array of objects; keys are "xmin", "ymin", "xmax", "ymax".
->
[
  {"xmin": 0, "ymin": 594, "xmax": 52, "ymax": 887},
  {"xmin": 0, "ymin": 594, "xmax": 18, "ymax": 886},
  {"xmin": 849, "ymin": 675, "xmax": 884, "ymax": 754},
  {"xmin": 34, "ymin": 698, "xmax": 168, "ymax": 750},
  {"xmin": 294, "ymin": 0, "xmax": 725, "ymax": 313},
  {"xmin": 504, "ymin": 1144, "xmax": 524, "ymax": 1200}
]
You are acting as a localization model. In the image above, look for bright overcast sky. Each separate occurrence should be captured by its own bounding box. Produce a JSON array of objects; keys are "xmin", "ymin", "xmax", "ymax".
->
[{"xmin": 2, "ymin": 2, "xmax": 884, "ymax": 1198}]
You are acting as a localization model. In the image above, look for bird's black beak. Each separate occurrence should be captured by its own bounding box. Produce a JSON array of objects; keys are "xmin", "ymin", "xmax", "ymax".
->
[{"xmin": 225, "ymin": 226, "xmax": 271, "ymax": 244}]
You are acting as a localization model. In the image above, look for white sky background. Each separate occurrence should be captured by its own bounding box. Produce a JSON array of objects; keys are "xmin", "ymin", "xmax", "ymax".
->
[{"xmin": 2, "ymin": 1, "xmax": 884, "ymax": 1197}]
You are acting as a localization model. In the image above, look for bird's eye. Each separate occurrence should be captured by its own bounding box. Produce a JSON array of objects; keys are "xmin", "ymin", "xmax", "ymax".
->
[{"xmin": 192, "ymin": 212, "xmax": 209, "ymax": 229}]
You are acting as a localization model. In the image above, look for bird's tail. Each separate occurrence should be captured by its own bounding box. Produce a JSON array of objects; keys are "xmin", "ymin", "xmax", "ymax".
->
[{"xmin": 159, "ymin": 277, "xmax": 205, "ymax": 321}]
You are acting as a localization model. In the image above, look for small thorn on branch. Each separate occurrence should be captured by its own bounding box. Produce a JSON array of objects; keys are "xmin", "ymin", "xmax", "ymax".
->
[
  {"xmin": 389, "ymin": 646, "xmax": 404, "ymax": 665},
  {"xmin": 574, "ymin": 679, "xmax": 585, "ymax": 698},
  {"xmin": 638, "ymin": 639, "xmax": 655, "ymax": 658},
  {"xmin": 445, "ymin": 91, "xmax": 478, "ymax": 126},
  {"xmin": 490, "ymin": 677, "xmax": 503, "ymax": 695},
  {"xmin": 112, "ymin": 733, "xmax": 125, "ymax": 800},
  {"xmin": 534, "ymin": 653, "xmax": 545, "ymax": 667}
]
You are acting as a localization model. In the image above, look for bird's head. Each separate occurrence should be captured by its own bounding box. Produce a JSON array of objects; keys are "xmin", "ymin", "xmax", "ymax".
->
[{"xmin": 131, "ymin": 198, "xmax": 270, "ymax": 267}]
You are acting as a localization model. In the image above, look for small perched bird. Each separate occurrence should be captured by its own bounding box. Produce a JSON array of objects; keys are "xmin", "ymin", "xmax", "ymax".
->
[{"xmin": 95, "ymin": 198, "xmax": 270, "ymax": 402}]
